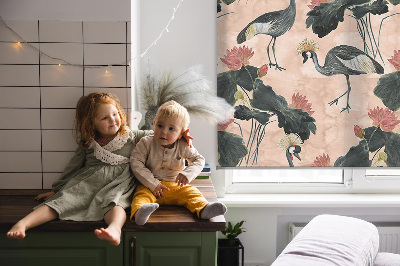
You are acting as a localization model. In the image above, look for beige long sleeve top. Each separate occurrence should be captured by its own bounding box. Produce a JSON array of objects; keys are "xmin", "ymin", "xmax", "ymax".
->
[{"xmin": 130, "ymin": 135, "xmax": 205, "ymax": 192}]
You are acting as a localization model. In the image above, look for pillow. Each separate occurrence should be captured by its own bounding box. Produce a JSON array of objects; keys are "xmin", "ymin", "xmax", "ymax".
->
[
  {"xmin": 272, "ymin": 214, "xmax": 379, "ymax": 266},
  {"xmin": 374, "ymin": 253, "xmax": 400, "ymax": 266}
]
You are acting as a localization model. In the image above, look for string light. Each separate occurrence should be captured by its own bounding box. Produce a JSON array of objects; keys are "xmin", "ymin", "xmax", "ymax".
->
[
  {"xmin": 140, "ymin": 0, "xmax": 184, "ymax": 58},
  {"xmin": 0, "ymin": 0, "xmax": 185, "ymax": 67}
]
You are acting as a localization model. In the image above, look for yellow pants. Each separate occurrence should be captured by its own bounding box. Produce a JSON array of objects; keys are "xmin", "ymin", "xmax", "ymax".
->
[{"xmin": 130, "ymin": 181, "xmax": 209, "ymax": 221}]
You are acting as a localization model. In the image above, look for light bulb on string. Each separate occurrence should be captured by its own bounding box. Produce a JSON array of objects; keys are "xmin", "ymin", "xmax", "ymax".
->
[
  {"xmin": 105, "ymin": 65, "xmax": 111, "ymax": 74},
  {"xmin": 15, "ymin": 41, "xmax": 22, "ymax": 49},
  {"xmin": 1, "ymin": 0, "xmax": 185, "ymax": 64}
]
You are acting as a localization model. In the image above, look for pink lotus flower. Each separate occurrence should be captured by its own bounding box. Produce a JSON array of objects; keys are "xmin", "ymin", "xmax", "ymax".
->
[
  {"xmin": 308, "ymin": 0, "xmax": 332, "ymax": 9},
  {"xmin": 218, "ymin": 118, "xmax": 234, "ymax": 131},
  {"xmin": 311, "ymin": 153, "xmax": 331, "ymax": 167},
  {"xmin": 388, "ymin": 50, "xmax": 400, "ymax": 71},
  {"xmin": 220, "ymin": 46, "xmax": 254, "ymax": 70},
  {"xmin": 220, "ymin": 55, "xmax": 242, "ymax": 71},
  {"xmin": 257, "ymin": 64, "xmax": 268, "ymax": 77},
  {"xmin": 354, "ymin": 125, "xmax": 365, "ymax": 138},
  {"xmin": 380, "ymin": 117, "xmax": 400, "ymax": 132},
  {"xmin": 368, "ymin": 107, "xmax": 400, "ymax": 132},
  {"xmin": 290, "ymin": 92, "xmax": 315, "ymax": 116}
]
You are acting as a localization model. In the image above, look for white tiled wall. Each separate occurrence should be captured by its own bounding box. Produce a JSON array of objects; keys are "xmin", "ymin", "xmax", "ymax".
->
[{"xmin": 0, "ymin": 20, "xmax": 131, "ymax": 189}]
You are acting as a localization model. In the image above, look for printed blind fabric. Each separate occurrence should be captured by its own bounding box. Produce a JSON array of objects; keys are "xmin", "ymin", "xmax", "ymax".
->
[{"xmin": 217, "ymin": 0, "xmax": 400, "ymax": 167}]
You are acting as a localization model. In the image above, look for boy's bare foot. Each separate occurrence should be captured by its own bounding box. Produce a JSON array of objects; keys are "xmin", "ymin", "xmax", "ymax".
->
[
  {"xmin": 7, "ymin": 222, "xmax": 27, "ymax": 239},
  {"xmin": 94, "ymin": 227, "xmax": 121, "ymax": 246}
]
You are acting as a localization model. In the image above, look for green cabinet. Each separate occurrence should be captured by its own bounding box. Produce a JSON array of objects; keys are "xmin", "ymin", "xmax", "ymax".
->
[
  {"xmin": 0, "ymin": 179, "xmax": 222, "ymax": 266},
  {"xmin": 0, "ymin": 232, "xmax": 122, "ymax": 266},
  {"xmin": 0, "ymin": 231, "xmax": 218, "ymax": 266},
  {"xmin": 124, "ymin": 232, "xmax": 217, "ymax": 266}
]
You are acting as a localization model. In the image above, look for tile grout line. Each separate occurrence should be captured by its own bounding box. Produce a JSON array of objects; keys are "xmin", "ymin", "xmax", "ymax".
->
[{"xmin": 38, "ymin": 20, "xmax": 44, "ymax": 189}]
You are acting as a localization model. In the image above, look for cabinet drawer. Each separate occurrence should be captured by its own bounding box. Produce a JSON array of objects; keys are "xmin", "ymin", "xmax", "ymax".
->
[
  {"xmin": 0, "ymin": 232, "xmax": 122, "ymax": 266},
  {"xmin": 124, "ymin": 232, "xmax": 217, "ymax": 266}
]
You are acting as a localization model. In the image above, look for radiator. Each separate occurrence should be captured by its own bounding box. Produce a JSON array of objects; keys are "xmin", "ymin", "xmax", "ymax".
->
[{"xmin": 289, "ymin": 222, "xmax": 400, "ymax": 254}]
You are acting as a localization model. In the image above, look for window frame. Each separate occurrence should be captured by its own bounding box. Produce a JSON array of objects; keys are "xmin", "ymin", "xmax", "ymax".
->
[
  {"xmin": 224, "ymin": 169, "xmax": 400, "ymax": 194},
  {"xmin": 352, "ymin": 169, "xmax": 400, "ymax": 192}
]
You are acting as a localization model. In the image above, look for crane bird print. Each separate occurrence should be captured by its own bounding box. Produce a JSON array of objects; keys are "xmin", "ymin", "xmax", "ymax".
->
[
  {"xmin": 297, "ymin": 39, "xmax": 384, "ymax": 113},
  {"xmin": 237, "ymin": 0, "xmax": 296, "ymax": 71},
  {"xmin": 278, "ymin": 133, "xmax": 303, "ymax": 167}
]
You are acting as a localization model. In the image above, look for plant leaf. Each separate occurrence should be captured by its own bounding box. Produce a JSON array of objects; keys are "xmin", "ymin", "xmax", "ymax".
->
[
  {"xmin": 234, "ymin": 105, "xmax": 253, "ymax": 120},
  {"xmin": 388, "ymin": 0, "xmax": 400, "ymax": 5},
  {"xmin": 385, "ymin": 132, "xmax": 400, "ymax": 166},
  {"xmin": 351, "ymin": 0, "xmax": 389, "ymax": 20},
  {"xmin": 223, "ymin": 221, "xmax": 245, "ymax": 239},
  {"xmin": 374, "ymin": 71, "xmax": 400, "ymax": 111},
  {"xmin": 334, "ymin": 143, "xmax": 371, "ymax": 167},
  {"xmin": 222, "ymin": 0, "xmax": 237, "ymax": 4},
  {"xmin": 363, "ymin": 126, "xmax": 388, "ymax": 152},
  {"xmin": 218, "ymin": 131, "xmax": 248, "ymax": 167},
  {"xmin": 236, "ymin": 65, "xmax": 258, "ymax": 92},
  {"xmin": 306, "ymin": 0, "xmax": 370, "ymax": 38},
  {"xmin": 234, "ymin": 105, "xmax": 272, "ymax": 125},
  {"xmin": 253, "ymin": 110, "xmax": 272, "ymax": 125},
  {"xmin": 217, "ymin": 71, "xmax": 238, "ymax": 106},
  {"xmin": 250, "ymin": 80, "xmax": 316, "ymax": 140}
]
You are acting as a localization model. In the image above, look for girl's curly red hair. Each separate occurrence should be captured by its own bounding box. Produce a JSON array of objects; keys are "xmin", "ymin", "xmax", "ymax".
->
[{"xmin": 75, "ymin": 92, "xmax": 128, "ymax": 149}]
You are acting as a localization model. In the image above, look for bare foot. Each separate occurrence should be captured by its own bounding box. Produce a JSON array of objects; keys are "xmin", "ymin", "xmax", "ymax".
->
[
  {"xmin": 7, "ymin": 222, "xmax": 27, "ymax": 239},
  {"xmin": 94, "ymin": 227, "xmax": 121, "ymax": 246}
]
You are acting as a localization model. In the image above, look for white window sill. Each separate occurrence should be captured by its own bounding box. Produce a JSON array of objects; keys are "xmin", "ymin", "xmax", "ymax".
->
[{"xmin": 219, "ymin": 194, "xmax": 400, "ymax": 208}]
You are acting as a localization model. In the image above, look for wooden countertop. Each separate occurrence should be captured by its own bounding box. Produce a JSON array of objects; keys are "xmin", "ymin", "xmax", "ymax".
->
[{"xmin": 0, "ymin": 178, "xmax": 226, "ymax": 233}]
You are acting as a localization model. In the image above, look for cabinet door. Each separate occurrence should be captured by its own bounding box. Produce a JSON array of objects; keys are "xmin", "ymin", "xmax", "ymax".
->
[
  {"xmin": 124, "ymin": 232, "xmax": 217, "ymax": 266},
  {"xmin": 0, "ymin": 232, "xmax": 122, "ymax": 266}
]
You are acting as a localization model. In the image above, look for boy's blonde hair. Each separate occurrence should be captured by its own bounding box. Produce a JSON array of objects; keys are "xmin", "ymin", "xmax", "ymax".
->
[
  {"xmin": 154, "ymin": 100, "xmax": 190, "ymax": 131},
  {"xmin": 75, "ymin": 92, "xmax": 128, "ymax": 149}
]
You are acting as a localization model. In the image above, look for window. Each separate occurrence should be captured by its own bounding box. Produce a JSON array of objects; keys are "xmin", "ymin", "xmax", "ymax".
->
[
  {"xmin": 351, "ymin": 169, "xmax": 400, "ymax": 193},
  {"xmin": 225, "ymin": 169, "xmax": 400, "ymax": 194},
  {"xmin": 365, "ymin": 169, "xmax": 400, "ymax": 176},
  {"xmin": 232, "ymin": 169, "xmax": 343, "ymax": 183}
]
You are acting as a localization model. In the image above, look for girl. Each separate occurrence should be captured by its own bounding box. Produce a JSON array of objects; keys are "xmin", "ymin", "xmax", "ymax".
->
[{"xmin": 6, "ymin": 92, "xmax": 151, "ymax": 246}]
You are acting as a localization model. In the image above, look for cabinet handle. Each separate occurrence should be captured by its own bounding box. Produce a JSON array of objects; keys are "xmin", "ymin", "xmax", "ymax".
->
[{"xmin": 130, "ymin": 236, "xmax": 136, "ymax": 266}]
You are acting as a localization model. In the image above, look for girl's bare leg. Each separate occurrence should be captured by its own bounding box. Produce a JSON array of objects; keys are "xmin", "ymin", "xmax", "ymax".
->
[
  {"xmin": 94, "ymin": 206, "xmax": 126, "ymax": 246},
  {"xmin": 7, "ymin": 205, "xmax": 58, "ymax": 239}
]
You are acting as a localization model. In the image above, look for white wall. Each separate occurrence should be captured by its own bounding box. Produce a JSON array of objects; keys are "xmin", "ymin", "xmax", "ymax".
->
[
  {"xmin": 0, "ymin": 0, "xmax": 131, "ymax": 189},
  {"xmin": 0, "ymin": 0, "xmax": 130, "ymax": 21},
  {"xmin": 137, "ymin": 0, "xmax": 224, "ymax": 195}
]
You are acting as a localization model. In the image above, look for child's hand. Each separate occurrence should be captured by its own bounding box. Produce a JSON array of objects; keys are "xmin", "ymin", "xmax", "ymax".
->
[
  {"xmin": 35, "ymin": 191, "xmax": 55, "ymax": 201},
  {"xmin": 152, "ymin": 183, "xmax": 170, "ymax": 198},
  {"xmin": 182, "ymin": 129, "xmax": 193, "ymax": 148},
  {"xmin": 175, "ymin": 174, "xmax": 189, "ymax": 187}
]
